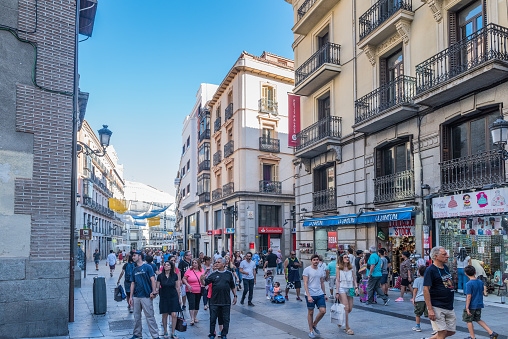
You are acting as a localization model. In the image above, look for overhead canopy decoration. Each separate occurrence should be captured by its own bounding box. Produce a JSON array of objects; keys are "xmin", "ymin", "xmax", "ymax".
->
[
  {"xmin": 109, "ymin": 199, "xmax": 172, "ymax": 219},
  {"xmin": 148, "ymin": 216, "xmax": 160, "ymax": 227}
]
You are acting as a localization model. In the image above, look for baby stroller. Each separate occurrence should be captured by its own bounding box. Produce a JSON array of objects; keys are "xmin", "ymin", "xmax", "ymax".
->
[{"xmin": 270, "ymin": 285, "xmax": 285, "ymax": 303}]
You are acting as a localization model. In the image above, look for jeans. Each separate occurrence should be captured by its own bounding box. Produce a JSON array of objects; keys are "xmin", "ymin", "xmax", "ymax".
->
[
  {"xmin": 241, "ymin": 278, "xmax": 255, "ymax": 303},
  {"xmin": 277, "ymin": 262, "xmax": 283, "ymax": 274},
  {"xmin": 209, "ymin": 305, "xmax": 231, "ymax": 336},
  {"xmin": 367, "ymin": 276, "xmax": 388, "ymax": 303},
  {"xmin": 457, "ymin": 268, "xmax": 468, "ymax": 291},
  {"xmin": 236, "ymin": 268, "xmax": 242, "ymax": 284},
  {"xmin": 203, "ymin": 289, "xmax": 209, "ymax": 306},
  {"xmin": 132, "ymin": 297, "xmax": 159, "ymax": 338}
]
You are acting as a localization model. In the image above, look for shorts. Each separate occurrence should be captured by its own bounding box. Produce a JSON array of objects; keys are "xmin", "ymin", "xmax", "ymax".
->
[
  {"xmin": 180, "ymin": 284, "xmax": 186, "ymax": 297},
  {"xmin": 306, "ymin": 294, "xmax": 326, "ymax": 310},
  {"xmin": 94, "ymin": 260, "xmax": 99, "ymax": 264},
  {"xmin": 109, "ymin": 264, "xmax": 115, "ymax": 270},
  {"xmin": 462, "ymin": 308, "xmax": 482, "ymax": 323},
  {"xmin": 430, "ymin": 306, "xmax": 457, "ymax": 332},
  {"xmin": 187, "ymin": 292, "xmax": 202, "ymax": 311},
  {"xmin": 286, "ymin": 280, "xmax": 301, "ymax": 289},
  {"xmin": 328, "ymin": 276, "xmax": 336, "ymax": 290},
  {"xmin": 380, "ymin": 274, "xmax": 388, "ymax": 285},
  {"xmin": 338, "ymin": 287, "xmax": 351, "ymax": 294},
  {"xmin": 401, "ymin": 278, "xmax": 410, "ymax": 287},
  {"xmin": 414, "ymin": 301, "xmax": 428, "ymax": 317}
]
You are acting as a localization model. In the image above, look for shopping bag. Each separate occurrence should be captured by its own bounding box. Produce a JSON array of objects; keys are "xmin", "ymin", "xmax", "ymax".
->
[
  {"xmin": 330, "ymin": 301, "xmax": 345, "ymax": 327},
  {"xmin": 175, "ymin": 312, "xmax": 187, "ymax": 332},
  {"xmin": 114, "ymin": 285, "xmax": 125, "ymax": 302}
]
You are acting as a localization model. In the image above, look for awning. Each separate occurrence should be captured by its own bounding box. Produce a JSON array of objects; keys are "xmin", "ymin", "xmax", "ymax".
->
[{"xmin": 302, "ymin": 207, "xmax": 415, "ymax": 227}]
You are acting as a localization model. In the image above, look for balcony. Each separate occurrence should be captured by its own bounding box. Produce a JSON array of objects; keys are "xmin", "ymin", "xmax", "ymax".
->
[
  {"xmin": 313, "ymin": 188, "xmax": 336, "ymax": 212},
  {"xmin": 223, "ymin": 182, "xmax": 234, "ymax": 197},
  {"xmin": 374, "ymin": 169, "xmax": 415, "ymax": 203},
  {"xmin": 198, "ymin": 107, "xmax": 210, "ymax": 120},
  {"xmin": 214, "ymin": 117, "xmax": 221, "ymax": 133},
  {"xmin": 213, "ymin": 150, "xmax": 222, "ymax": 166},
  {"xmin": 225, "ymin": 103, "xmax": 233, "ymax": 121},
  {"xmin": 212, "ymin": 188, "xmax": 222, "ymax": 201},
  {"xmin": 354, "ymin": 75, "xmax": 418, "ymax": 133},
  {"xmin": 294, "ymin": 42, "xmax": 341, "ymax": 96},
  {"xmin": 198, "ymin": 193, "xmax": 210, "ymax": 205},
  {"xmin": 259, "ymin": 98, "xmax": 278, "ymax": 115},
  {"xmin": 295, "ymin": 116, "xmax": 342, "ymax": 158},
  {"xmin": 358, "ymin": 0, "xmax": 413, "ymax": 47},
  {"xmin": 440, "ymin": 150, "xmax": 505, "ymax": 192},
  {"xmin": 199, "ymin": 129, "xmax": 210, "ymax": 143},
  {"xmin": 259, "ymin": 137, "xmax": 280, "ymax": 153},
  {"xmin": 293, "ymin": 0, "xmax": 340, "ymax": 35},
  {"xmin": 415, "ymin": 24, "xmax": 508, "ymax": 107},
  {"xmin": 198, "ymin": 160, "xmax": 210, "ymax": 173},
  {"xmin": 224, "ymin": 140, "xmax": 234, "ymax": 158},
  {"xmin": 259, "ymin": 180, "xmax": 282, "ymax": 194}
]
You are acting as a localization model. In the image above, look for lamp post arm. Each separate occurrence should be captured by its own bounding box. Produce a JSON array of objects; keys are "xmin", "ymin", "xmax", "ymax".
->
[{"xmin": 77, "ymin": 141, "xmax": 106, "ymax": 157}]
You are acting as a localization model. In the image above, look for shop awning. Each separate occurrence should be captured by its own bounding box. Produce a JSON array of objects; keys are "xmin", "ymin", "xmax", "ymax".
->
[{"xmin": 302, "ymin": 207, "xmax": 415, "ymax": 227}]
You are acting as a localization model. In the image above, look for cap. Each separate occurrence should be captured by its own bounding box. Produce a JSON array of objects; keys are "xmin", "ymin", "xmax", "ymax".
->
[{"xmin": 330, "ymin": 256, "xmax": 336, "ymax": 260}]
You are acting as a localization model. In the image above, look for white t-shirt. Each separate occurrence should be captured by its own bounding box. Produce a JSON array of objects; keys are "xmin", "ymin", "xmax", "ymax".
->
[
  {"xmin": 155, "ymin": 255, "xmax": 162, "ymax": 263},
  {"xmin": 303, "ymin": 266, "xmax": 324, "ymax": 296},
  {"xmin": 214, "ymin": 253, "xmax": 222, "ymax": 262},
  {"xmin": 107, "ymin": 253, "xmax": 117, "ymax": 266},
  {"xmin": 240, "ymin": 260, "xmax": 257, "ymax": 280},
  {"xmin": 457, "ymin": 256, "xmax": 471, "ymax": 269},
  {"xmin": 317, "ymin": 262, "xmax": 326, "ymax": 277}
]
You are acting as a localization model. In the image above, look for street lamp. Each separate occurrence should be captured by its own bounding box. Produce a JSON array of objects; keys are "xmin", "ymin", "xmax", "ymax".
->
[
  {"xmin": 490, "ymin": 116, "xmax": 508, "ymax": 160},
  {"xmin": 77, "ymin": 124, "xmax": 113, "ymax": 156}
]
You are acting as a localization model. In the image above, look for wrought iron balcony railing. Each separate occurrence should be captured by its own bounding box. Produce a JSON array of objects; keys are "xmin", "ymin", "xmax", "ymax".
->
[
  {"xmin": 199, "ymin": 129, "xmax": 210, "ymax": 142},
  {"xmin": 223, "ymin": 182, "xmax": 234, "ymax": 196},
  {"xmin": 214, "ymin": 117, "xmax": 221, "ymax": 133},
  {"xmin": 359, "ymin": 0, "xmax": 413, "ymax": 41},
  {"xmin": 259, "ymin": 180, "xmax": 282, "ymax": 194},
  {"xmin": 297, "ymin": 0, "xmax": 318, "ymax": 21},
  {"xmin": 198, "ymin": 160, "xmax": 210, "ymax": 173},
  {"xmin": 213, "ymin": 151, "xmax": 222, "ymax": 166},
  {"xmin": 212, "ymin": 188, "xmax": 222, "ymax": 201},
  {"xmin": 355, "ymin": 75, "xmax": 416, "ymax": 124},
  {"xmin": 259, "ymin": 98, "xmax": 278, "ymax": 115},
  {"xmin": 224, "ymin": 140, "xmax": 234, "ymax": 158},
  {"xmin": 374, "ymin": 169, "xmax": 415, "ymax": 203},
  {"xmin": 198, "ymin": 107, "xmax": 210, "ymax": 120},
  {"xmin": 198, "ymin": 192, "xmax": 210, "ymax": 204},
  {"xmin": 296, "ymin": 116, "xmax": 342, "ymax": 152},
  {"xmin": 295, "ymin": 42, "xmax": 341, "ymax": 87},
  {"xmin": 313, "ymin": 188, "xmax": 336, "ymax": 212},
  {"xmin": 416, "ymin": 24, "xmax": 508, "ymax": 94},
  {"xmin": 259, "ymin": 137, "xmax": 280, "ymax": 153},
  {"xmin": 440, "ymin": 150, "xmax": 506, "ymax": 192},
  {"xmin": 225, "ymin": 103, "xmax": 233, "ymax": 121}
]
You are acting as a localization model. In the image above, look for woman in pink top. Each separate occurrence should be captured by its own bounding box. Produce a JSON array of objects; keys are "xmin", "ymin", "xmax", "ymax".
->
[{"xmin": 182, "ymin": 258, "xmax": 204, "ymax": 325}]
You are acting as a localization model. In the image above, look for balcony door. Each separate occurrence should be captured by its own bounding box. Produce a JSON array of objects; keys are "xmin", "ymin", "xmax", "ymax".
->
[
  {"xmin": 314, "ymin": 165, "xmax": 334, "ymax": 192},
  {"xmin": 450, "ymin": 112, "xmax": 497, "ymax": 159},
  {"xmin": 380, "ymin": 49, "xmax": 403, "ymax": 108}
]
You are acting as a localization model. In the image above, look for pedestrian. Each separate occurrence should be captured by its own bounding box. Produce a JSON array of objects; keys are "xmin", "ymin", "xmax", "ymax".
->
[
  {"xmin": 146, "ymin": 255, "xmax": 159, "ymax": 276},
  {"xmin": 325, "ymin": 255, "xmax": 337, "ymax": 299},
  {"xmin": 366, "ymin": 246, "xmax": 389, "ymax": 306},
  {"xmin": 303, "ymin": 254, "xmax": 328, "ymax": 338},
  {"xmin": 163, "ymin": 250, "xmax": 171, "ymax": 263},
  {"xmin": 379, "ymin": 249, "xmax": 390, "ymax": 295},
  {"xmin": 263, "ymin": 248, "xmax": 278, "ymax": 275},
  {"xmin": 284, "ymin": 251, "xmax": 303, "ymax": 301},
  {"xmin": 202, "ymin": 256, "xmax": 212, "ymax": 310},
  {"xmin": 454, "ymin": 247, "xmax": 471, "ymax": 293},
  {"xmin": 471, "ymin": 259, "xmax": 488, "ymax": 296},
  {"xmin": 358, "ymin": 252, "xmax": 369, "ymax": 303},
  {"xmin": 233, "ymin": 252, "xmax": 243, "ymax": 287},
  {"xmin": 119, "ymin": 250, "xmax": 123, "ymax": 262},
  {"xmin": 239, "ymin": 252, "xmax": 257, "ymax": 306},
  {"xmin": 199, "ymin": 252, "xmax": 205, "ymax": 264},
  {"xmin": 128, "ymin": 251, "xmax": 159, "ymax": 339},
  {"xmin": 335, "ymin": 252, "xmax": 358, "ymax": 335},
  {"xmin": 182, "ymin": 258, "xmax": 204, "ymax": 325},
  {"xmin": 224, "ymin": 254, "xmax": 240, "ymax": 290},
  {"xmin": 347, "ymin": 248, "xmax": 356, "ymax": 273},
  {"xmin": 156, "ymin": 260, "xmax": 182, "ymax": 339},
  {"xmin": 264, "ymin": 270, "xmax": 273, "ymax": 300},
  {"xmin": 252, "ymin": 251, "xmax": 260, "ymax": 275},
  {"xmin": 412, "ymin": 265, "xmax": 428, "ymax": 332},
  {"xmin": 177, "ymin": 251, "xmax": 192, "ymax": 310},
  {"xmin": 107, "ymin": 250, "xmax": 117, "ymax": 277},
  {"xmin": 93, "ymin": 249, "xmax": 101, "ymax": 271},
  {"xmin": 462, "ymin": 265, "xmax": 499, "ymax": 339},
  {"xmin": 396, "ymin": 251, "xmax": 414, "ymax": 302},
  {"xmin": 354, "ymin": 250, "xmax": 363, "ymax": 286},
  {"xmin": 154, "ymin": 252, "xmax": 162, "ymax": 271},
  {"xmin": 317, "ymin": 256, "xmax": 327, "ymax": 281},
  {"xmin": 276, "ymin": 250, "xmax": 283, "ymax": 275},
  {"xmin": 117, "ymin": 253, "xmax": 135, "ymax": 313},
  {"xmin": 423, "ymin": 246, "xmax": 456, "ymax": 339},
  {"xmin": 201, "ymin": 258, "xmax": 237, "ymax": 339}
]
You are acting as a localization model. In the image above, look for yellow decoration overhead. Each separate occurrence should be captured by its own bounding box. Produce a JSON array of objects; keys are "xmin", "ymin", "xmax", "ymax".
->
[
  {"xmin": 148, "ymin": 216, "xmax": 160, "ymax": 227},
  {"xmin": 109, "ymin": 198, "xmax": 128, "ymax": 213}
]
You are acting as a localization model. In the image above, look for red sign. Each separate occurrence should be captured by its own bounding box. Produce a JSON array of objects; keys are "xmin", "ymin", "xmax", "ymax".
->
[
  {"xmin": 389, "ymin": 219, "xmax": 415, "ymax": 237},
  {"xmin": 389, "ymin": 219, "xmax": 415, "ymax": 227},
  {"xmin": 212, "ymin": 229, "xmax": 222, "ymax": 235},
  {"xmin": 327, "ymin": 231, "xmax": 337, "ymax": 250},
  {"xmin": 288, "ymin": 94, "xmax": 301, "ymax": 147},
  {"xmin": 207, "ymin": 230, "xmax": 213, "ymax": 235},
  {"xmin": 258, "ymin": 227, "xmax": 283, "ymax": 234},
  {"xmin": 249, "ymin": 242, "xmax": 255, "ymax": 249}
]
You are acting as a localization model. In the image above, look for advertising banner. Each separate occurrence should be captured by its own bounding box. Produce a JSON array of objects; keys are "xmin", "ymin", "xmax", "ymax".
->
[
  {"xmin": 432, "ymin": 187, "xmax": 508, "ymax": 218},
  {"xmin": 258, "ymin": 227, "xmax": 283, "ymax": 234},
  {"xmin": 327, "ymin": 231, "xmax": 337, "ymax": 250},
  {"xmin": 288, "ymin": 94, "xmax": 300, "ymax": 147},
  {"xmin": 389, "ymin": 219, "xmax": 415, "ymax": 237}
]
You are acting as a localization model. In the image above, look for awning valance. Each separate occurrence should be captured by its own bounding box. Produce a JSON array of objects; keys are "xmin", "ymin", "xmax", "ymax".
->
[{"xmin": 302, "ymin": 207, "xmax": 415, "ymax": 227}]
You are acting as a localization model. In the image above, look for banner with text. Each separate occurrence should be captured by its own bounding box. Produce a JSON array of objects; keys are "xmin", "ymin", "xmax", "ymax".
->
[
  {"xmin": 288, "ymin": 94, "xmax": 300, "ymax": 147},
  {"xmin": 389, "ymin": 219, "xmax": 415, "ymax": 237},
  {"xmin": 432, "ymin": 187, "xmax": 508, "ymax": 218}
]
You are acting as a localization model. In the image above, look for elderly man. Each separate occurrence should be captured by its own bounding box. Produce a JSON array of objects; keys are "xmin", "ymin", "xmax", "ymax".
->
[
  {"xmin": 423, "ymin": 246, "xmax": 456, "ymax": 339},
  {"xmin": 366, "ymin": 246, "xmax": 390, "ymax": 306}
]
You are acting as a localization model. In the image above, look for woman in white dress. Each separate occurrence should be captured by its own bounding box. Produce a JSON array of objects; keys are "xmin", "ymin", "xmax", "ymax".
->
[{"xmin": 335, "ymin": 252, "xmax": 359, "ymax": 335}]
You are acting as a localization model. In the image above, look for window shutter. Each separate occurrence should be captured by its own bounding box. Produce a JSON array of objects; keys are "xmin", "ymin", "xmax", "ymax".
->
[
  {"xmin": 448, "ymin": 12, "xmax": 458, "ymax": 70},
  {"xmin": 441, "ymin": 124, "xmax": 451, "ymax": 162},
  {"xmin": 379, "ymin": 58, "xmax": 387, "ymax": 85},
  {"xmin": 375, "ymin": 148, "xmax": 383, "ymax": 178}
]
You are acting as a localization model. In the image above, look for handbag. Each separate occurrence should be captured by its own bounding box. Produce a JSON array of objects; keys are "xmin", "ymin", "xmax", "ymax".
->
[
  {"xmin": 358, "ymin": 264, "xmax": 367, "ymax": 274},
  {"xmin": 175, "ymin": 312, "xmax": 187, "ymax": 332},
  {"xmin": 192, "ymin": 270, "xmax": 206, "ymax": 295},
  {"xmin": 114, "ymin": 285, "xmax": 125, "ymax": 302},
  {"xmin": 330, "ymin": 301, "xmax": 346, "ymax": 326},
  {"xmin": 348, "ymin": 287, "xmax": 356, "ymax": 297}
]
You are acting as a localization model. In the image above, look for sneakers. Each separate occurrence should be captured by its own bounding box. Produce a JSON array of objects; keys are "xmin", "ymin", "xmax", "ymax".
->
[
  {"xmin": 312, "ymin": 326, "xmax": 321, "ymax": 335},
  {"xmin": 266, "ymin": 296, "xmax": 270, "ymax": 300},
  {"xmin": 431, "ymin": 330, "xmax": 438, "ymax": 335},
  {"xmin": 248, "ymin": 302, "xmax": 255, "ymax": 306},
  {"xmin": 240, "ymin": 299, "xmax": 245, "ymax": 305},
  {"xmin": 296, "ymin": 297, "xmax": 302, "ymax": 301},
  {"xmin": 490, "ymin": 332, "xmax": 499, "ymax": 339},
  {"xmin": 412, "ymin": 326, "xmax": 422, "ymax": 332},
  {"xmin": 308, "ymin": 331, "xmax": 317, "ymax": 338},
  {"xmin": 384, "ymin": 298, "xmax": 390, "ymax": 306},
  {"xmin": 285, "ymin": 295, "xmax": 288, "ymax": 300},
  {"xmin": 395, "ymin": 297, "xmax": 404, "ymax": 302}
]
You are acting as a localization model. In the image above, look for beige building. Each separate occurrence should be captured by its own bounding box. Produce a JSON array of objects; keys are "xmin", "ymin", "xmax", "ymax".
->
[
  {"xmin": 199, "ymin": 52, "xmax": 297, "ymax": 256},
  {"xmin": 286, "ymin": 0, "xmax": 508, "ymax": 292}
]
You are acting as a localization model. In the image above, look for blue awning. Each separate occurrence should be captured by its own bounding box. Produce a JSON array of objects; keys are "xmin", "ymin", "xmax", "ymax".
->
[{"xmin": 302, "ymin": 207, "xmax": 415, "ymax": 227}]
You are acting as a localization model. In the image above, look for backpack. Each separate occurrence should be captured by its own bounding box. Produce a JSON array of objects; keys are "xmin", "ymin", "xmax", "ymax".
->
[{"xmin": 125, "ymin": 263, "xmax": 135, "ymax": 282}]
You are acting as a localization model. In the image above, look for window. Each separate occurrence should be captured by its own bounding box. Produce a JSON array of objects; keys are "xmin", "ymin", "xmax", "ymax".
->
[
  {"xmin": 187, "ymin": 184, "xmax": 190, "ymax": 195},
  {"xmin": 317, "ymin": 94, "xmax": 330, "ymax": 121},
  {"xmin": 214, "ymin": 210, "xmax": 222, "ymax": 230},
  {"xmin": 262, "ymin": 85, "xmax": 275, "ymax": 102},
  {"xmin": 199, "ymin": 143, "xmax": 210, "ymax": 164},
  {"xmin": 182, "ymin": 145, "xmax": 185, "ymax": 155},
  {"xmin": 263, "ymin": 164, "xmax": 274, "ymax": 181},
  {"xmin": 449, "ymin": 0, "xmax": 485, "ymax": 47},
  {"xmin": 377, "ymin": 141, "xmax": 412, "ymax": 176},
  {"xmin": 314, "ymin": 165, "xmax": 335, "ymax": 192},
  {"xmin": 182, "ymin": 166, "xmax": 186, "ymax": 177},
  {"xmin": 186, "ymin": 137, "xmax": 190, "ymax": 148},
  {"xmin": 199, "ymin": 114, "xmax": 210, "ymax": 135},
  {"xmin": 187, "ymin": 160, "xmax": 190, "ymax": 171},
  {"xmin": 258, "ymin": 205, "xmax": 280, "ymax": 228},
  {"xmin": 216, "ymin": 104, "xmax": 221, "ymax": 119},
  {"xmin": 262, "ymin": 128, "xmax": 273, "ymax": 140},
  {"xmin": 182, "ymin": 187, "xmax": 186, "ymax": 196},
  {"xmin": 197, "ymin": 174, "xmax": 210, "ymax": 195}
]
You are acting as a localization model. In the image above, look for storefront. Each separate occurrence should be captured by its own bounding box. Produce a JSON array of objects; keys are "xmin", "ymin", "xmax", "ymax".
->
[
  {"xmin": 211, "ymin": 229, "xmax": 222, "ymax": 253},
  {"xmin": 378, "ymin": 219, "xmax": 417, "ymax": 276},
  {"xmin": 258, "ymin": 226, "xmax": 283, "ymax": 252},
  {"xmin": 432, "ymin": 188, "xmax": 508, "ymax": 300},
  {"xmin": 224, "ymin": 228, "xmax": 235, "ymax": 252}
]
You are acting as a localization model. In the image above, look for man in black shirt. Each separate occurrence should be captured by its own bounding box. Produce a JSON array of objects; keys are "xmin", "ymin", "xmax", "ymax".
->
[
  {"xmin": 202, "ymin": 258, "xmax": 237, "ymax": 339},
  {"xmin": 178, "ymin": 250, "xmax": 192, "ymax": 310},
  {"xmin": 355, "ymin": 250, "xmax": 363, "ymax": 284},
  {"xmin": 263, "ymin": 248, "xmax": 278, "ymax": 275}
]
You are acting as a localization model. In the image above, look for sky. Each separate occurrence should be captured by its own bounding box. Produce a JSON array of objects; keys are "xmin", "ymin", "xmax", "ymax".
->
[{"xmin": 79, "ymin": 1, "xmax": 295, "ymax": 197}]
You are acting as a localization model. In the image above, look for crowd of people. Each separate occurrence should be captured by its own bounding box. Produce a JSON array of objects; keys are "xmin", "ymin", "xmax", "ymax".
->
[{"xmin": 98, "ymin": 246, "xmax": 500, "ymax": 339}]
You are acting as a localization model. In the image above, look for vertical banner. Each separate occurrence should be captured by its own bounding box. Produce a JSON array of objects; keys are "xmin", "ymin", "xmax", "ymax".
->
[
  {"xmin": 327, "ymin": 231, "xmax": 337, "ymax": 250},
  {"xmin": 288, "ymin": 94, "xmax": 301, "ymax": 147}
]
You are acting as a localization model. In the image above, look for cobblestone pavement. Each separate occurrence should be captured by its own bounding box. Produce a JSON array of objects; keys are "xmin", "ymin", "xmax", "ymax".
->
[{"xmin": 60, "ymin": 261, "xmax": 508, "ymax": 339}]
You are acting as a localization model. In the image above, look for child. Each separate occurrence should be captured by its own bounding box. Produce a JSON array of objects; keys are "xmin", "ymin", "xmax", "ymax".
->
[
  {"xmin": 463, "ymin": 265, "xmax": 499, "ymax": 339},
  {"xmin": 272, "ymin": 281, "xmax": 281, "ymax": 297},
  {"xmin": 412, "ymin": 266, "xmax": 428, "ymax": 332},
  {"xmin": 265, "ymin": 270, "xmax": 273, "ymax": 300}
]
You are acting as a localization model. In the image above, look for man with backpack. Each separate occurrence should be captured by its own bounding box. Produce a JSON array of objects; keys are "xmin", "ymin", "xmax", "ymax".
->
[
  {"xmin": 366, "ymin": 246, "xmax": 390, "ymax": 306},
  {"xmin": 118, "ymin": 252, "xmax": 135, "ymax": 313}
]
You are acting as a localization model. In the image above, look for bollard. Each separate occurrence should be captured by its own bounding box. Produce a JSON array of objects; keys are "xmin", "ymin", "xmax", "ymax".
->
[{"xmin": 93, "ymin": 276, "xmax": 107, "ymax": 314}]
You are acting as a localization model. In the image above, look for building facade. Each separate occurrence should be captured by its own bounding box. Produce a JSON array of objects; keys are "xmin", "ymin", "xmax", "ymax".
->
[{"xmin": 286, "ymin": 0, "xmax": 508, "ymax": 299}]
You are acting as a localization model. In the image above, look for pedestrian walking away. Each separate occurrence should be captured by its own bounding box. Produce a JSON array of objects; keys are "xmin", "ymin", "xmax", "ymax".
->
[
  {"xmin": 412, "ymin": 266, "xmax": 428, "ymax": 332},
  {"xmin": 128, "ymin": 251, "xmax": 159, "ymax": 339},
  {"xmin": 379, "ymin": 249, "xmax": 390, "ymax": 296},
  {"xmin": 93, "ymin": 249, "xmax": 101, "ymax": 271},
  {"xmin": 146, "ymin": 255, "xmax": 159, "ymax": 277},
  {"xmin": 366, "ymin": 247, "xmax": 389, "ymax": 306},
  {"xmin": 202, "ymin": 256, "xmax": 213, "ymax": 310},
  {"xmin": 454, "ymin": 248, "xmax": 471, "ymax": 293},
  {"xmin": 285, "ymin": 251, "xmax": 303, "ymax": 301},
  {"xmin": 239, "ymin": 252, "xmax": 257, "ymax": 306},
  {"xmin": 201, "ymin": 258, "xmax": 237, "ymax": 339},
  {"xmin": 276, "ymin": 250, "xmax": 283, "ymax": 275},
  {"xmin": 252, "ymin": 251, "xmax": 260, "ymax": 275},
  {"xmin": 233, "ymin": 252, "xmax": 243, "ymax": 287},
  {"xmin": 224, "ymin": 254, "xmax": 241, "ymax": 291},
  {"xmin": 325, "ymin": 255, "xmax": 337, "ymax": 300},
  {"xmin": 335, "ymin": 252, "xmax": 358, "ymax": 335},
  {"xmin": 107, "ymin": 250, "xmax": 117, "ymax": 277},
  {"xmin": 303, "ymin": 254, "xmax": 328, "ymax": 338},
  {"xmin": 396, "ymin": 251, "xmax": 414, "ymax": 302},
  {"xmin": 117, "ymin": 252, "xmax": 135, "ymax": 313},
  {"xmin": 182, "ymin": 258, "xmax": 205, "ymax": 325},
  {"xmin": 263, "ymin": 248, "xmax": 278, "ymax": 276},
  {"xmin": 177, "ymin": 251, "xmax": 192, "ymax": 310},
  {"xmin": 156, "ymin": 261, "xmax": 182, "ymax": 339}
]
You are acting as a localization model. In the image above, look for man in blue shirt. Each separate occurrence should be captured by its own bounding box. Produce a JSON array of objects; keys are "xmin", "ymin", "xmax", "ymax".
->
[
  {"xmin": 128, "ymin": 251, "xmax": 159, "ymax": 339},
  {"xmin": 366, "ymin": 246, "xmax": 389, "ymax": 305}
]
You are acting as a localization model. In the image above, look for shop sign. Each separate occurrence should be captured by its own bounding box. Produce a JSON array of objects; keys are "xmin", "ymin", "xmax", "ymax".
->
[
  {"xmin": 207, "ymin": 230, "xmax": 213, "ymax": 235},
  {"xmin": 247, "ymin": 211, "xmax": 254, "ymax": 219},
  {"xmin": 432, "ymin": 187, "xmax": 508, "ymax": 218},
  {"xmin": 389, "ymin": 219, "xmax": 415, "ymax": 236},
  {"xmin": 79, "ymin": 229, "xmax": 92, "ymax": 240},
  {"xmin": 212, "ymin": 229, "xmax": 222, "ymax": 235},
  {"xmin": 291, "ymin": 227, "xmax": 296, "ymax": 234},
  {"xmin": 288, "ymin": 94, "xmax": 301, "ymax": 147},
  {"xmin": 224, "ymin": 228, "xmax": 235, "ymax": 234},
  {"xmin": 303, "ymin": 207, "xmax": 414, "ymax": 227},
  {"xmin": 193, "ymin": 233, "xmax": 201, "ymax": 238},
  {"xmin": 258, "ymin": 227, "xmax": 283, "ymax": 233},
  {"xmin": 327, "ymin": 231, "xmax": 337, "ymax": 250},
  {"xmin": 249, "ymin": 242, "xmax": 255, "ymax": 249}
]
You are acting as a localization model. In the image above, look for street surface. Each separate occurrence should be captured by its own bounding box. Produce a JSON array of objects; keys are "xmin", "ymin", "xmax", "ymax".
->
[{"xmin": 35, "ymin": 261, "xmax": 508, "ymax": 339}]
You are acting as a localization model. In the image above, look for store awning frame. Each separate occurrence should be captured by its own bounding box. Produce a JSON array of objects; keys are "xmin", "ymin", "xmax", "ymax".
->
[{"xmin": 302, "ymin": 207, "xmax": 415, "ymax": 227}]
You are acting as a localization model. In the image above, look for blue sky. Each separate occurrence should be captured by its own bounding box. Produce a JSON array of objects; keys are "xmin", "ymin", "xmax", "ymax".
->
[{"xmin": 79, "ymin": 1, "xmax": 295, "ymax": 196}]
